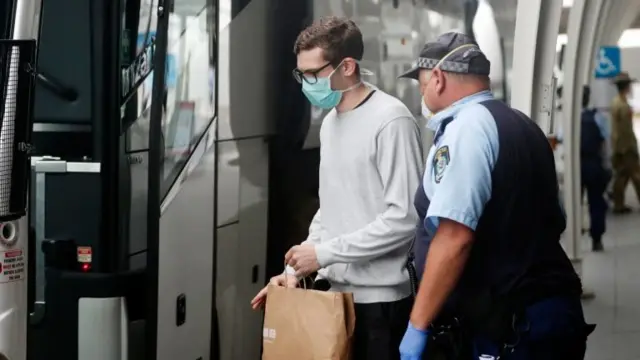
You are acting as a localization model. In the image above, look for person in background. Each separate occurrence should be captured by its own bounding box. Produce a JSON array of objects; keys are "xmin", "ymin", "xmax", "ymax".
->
[
  {"xmin": 580, "ymin": 85, "xmax": 611, "ymax": 252},
  {"xmin": 251, "ymin": 16, "xmax": 424, "ymax": 360},
  {"xmin": 396, "ymin": 32, "xmax": 593, "ymax": 360},
  {"xmin": 610, "ymin": 71, "xmax": 640, "ymax": 213}
]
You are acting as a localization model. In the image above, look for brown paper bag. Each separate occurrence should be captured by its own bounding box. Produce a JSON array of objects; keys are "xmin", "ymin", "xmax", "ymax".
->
[{"xmin": 262, "ymin": 284, "xmax": 356, "ymax": 360}]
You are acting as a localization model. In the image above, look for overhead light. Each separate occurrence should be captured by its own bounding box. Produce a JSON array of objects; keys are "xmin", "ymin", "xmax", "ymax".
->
[
  {"xmin": 619, "ymin": 28, "xmax": 640, "ymax": 48},
  {"xmin": 562, "ymin": 0, "xmax": 573, "ymax": 8},
  {"xmin": 556, "ymin": 34, "xmax": 568, "ymax": 52}
]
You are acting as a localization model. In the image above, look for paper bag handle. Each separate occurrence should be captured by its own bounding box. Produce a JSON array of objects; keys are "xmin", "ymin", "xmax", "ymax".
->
[{"xmin": 283, "ymin": 263, "xmax": 309, "ymax": 289}]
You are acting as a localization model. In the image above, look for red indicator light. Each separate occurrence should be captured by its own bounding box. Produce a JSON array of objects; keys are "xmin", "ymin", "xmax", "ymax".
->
[{"xmin": 81, "ymin": 263, "xmax": 91, "ymax": 272}]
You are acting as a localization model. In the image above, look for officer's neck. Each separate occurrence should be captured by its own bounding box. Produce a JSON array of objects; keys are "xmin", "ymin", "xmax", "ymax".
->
[
  {"xmin": 336, "ymin": 82, "xmax": 369, "ymax": 113},
  {"xmin": 446, "ymin": 85, "xmax": 491, "ymax": 105}
]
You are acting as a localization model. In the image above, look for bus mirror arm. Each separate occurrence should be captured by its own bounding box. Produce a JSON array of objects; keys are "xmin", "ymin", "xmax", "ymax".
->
[{"xmin": 33, "ymin": 71, "xmax": 78, "ymax": 102}]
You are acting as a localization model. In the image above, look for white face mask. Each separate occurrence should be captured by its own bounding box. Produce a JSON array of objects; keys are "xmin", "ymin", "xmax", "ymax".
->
[
  {"xmin": 421, "ymin": 97, "xmax": 432, "ymax": 119},
  {"xmin": 420, "ymin": 43, "xmax": 478, "ymax": 121}
]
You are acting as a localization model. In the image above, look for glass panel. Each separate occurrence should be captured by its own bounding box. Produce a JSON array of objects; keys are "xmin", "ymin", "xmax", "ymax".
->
[
  {"xmin": 123, "ymin": 0, "xmax": 160, "ymax": 152},
  {"xmin": 161, "ymin": 0, "xmax": 216, "ymax": 196},
  {"xmin": 0, "ymin": 1, "xmax": 15, "ymax": 39}
]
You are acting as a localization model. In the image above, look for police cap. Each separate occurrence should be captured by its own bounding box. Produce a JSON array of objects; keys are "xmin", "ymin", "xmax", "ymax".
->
[{"xmin": 398, "ymin": 32, "xmax": 491, "ymax": 80}]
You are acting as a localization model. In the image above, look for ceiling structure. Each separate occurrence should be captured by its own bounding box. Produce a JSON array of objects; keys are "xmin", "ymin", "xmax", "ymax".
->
[
  {"xmin": 483, "ymin": 0, "xmax": 640, "ymax": 74},
  {"xmin": 559, "ymin": 5, "xmax": 640, "ymax": 34},
  {"xmin": 488, "ymin": 0, "xmax": 640, "ymax": 37}
]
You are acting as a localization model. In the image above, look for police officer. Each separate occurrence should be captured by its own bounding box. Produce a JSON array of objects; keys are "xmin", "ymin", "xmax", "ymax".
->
[
  {"xmin": 610, "ymin": 71, "xmax": 640, "ymax": 213},
  {"xmin": 396, "ymin": 32, "xmax": 594, "ymax": 359},
  {"xmin": 580, "ymin": 85, "xmax": 611, "ymax": 252}
]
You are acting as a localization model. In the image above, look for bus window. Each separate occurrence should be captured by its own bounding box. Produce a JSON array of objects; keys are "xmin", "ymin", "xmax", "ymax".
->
[{"xmin": 161, "ymin": 0, "xmax": 216, "ymax": 197}]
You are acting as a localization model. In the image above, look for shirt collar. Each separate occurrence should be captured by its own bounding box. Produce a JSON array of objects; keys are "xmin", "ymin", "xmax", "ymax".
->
[{"xmin": 426, "ymin": 90, "xmax": 494, "ymax": 131}]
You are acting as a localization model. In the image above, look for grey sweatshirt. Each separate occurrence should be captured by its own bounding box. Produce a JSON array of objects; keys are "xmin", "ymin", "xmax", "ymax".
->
[{"xmin": 288, "ymin": 89, "xmax": 424, "ymax": 304}]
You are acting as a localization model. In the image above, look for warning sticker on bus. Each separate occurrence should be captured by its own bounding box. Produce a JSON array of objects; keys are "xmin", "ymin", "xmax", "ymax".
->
[
  {"xmin": 77, "ymin": 246, "xmax": 92, "ymax": 263},
  {"xmin": 0, "ymin": 249, "xmax": 25, "ymax": 283}
]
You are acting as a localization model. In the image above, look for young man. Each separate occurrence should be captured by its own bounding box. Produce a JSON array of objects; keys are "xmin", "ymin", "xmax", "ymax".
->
[
  {"xmin": 610, "ymin": 71, "xmax": 640, "ymax": 213},
  {"xmin": 251, "ymin": 16, "xmax": 424, "ymax": 360}
]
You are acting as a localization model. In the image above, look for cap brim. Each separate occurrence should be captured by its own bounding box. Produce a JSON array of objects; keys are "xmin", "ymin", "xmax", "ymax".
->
[
  {"xmin": 612, "ymin": 77, "xmax": 637, "ymax": 83},
  {"xmin": 398, "ymin": 66, "xmax": 420, "ymax": 80}
]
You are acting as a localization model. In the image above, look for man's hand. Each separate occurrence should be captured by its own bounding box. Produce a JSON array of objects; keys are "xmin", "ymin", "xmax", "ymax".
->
[
  {"xmin": 399, "ymin": 322, "xmax": 429, "ymax": 360},
  {"xmin": 285, "ymin": 243, "xmax": 321, "ymax": 278},
  {"xmin": 250, "ymin": 273, "xmax": 298, "ymax": 310}
]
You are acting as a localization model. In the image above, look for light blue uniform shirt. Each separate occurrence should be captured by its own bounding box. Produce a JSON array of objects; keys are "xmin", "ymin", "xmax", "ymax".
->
[
  {"xmin": 593, "ymin": 111, "xmax": 609, "ymax": 139},
  {"xmin": 423, "ymin": 90, "xmax": 499, "ymax": 235}
]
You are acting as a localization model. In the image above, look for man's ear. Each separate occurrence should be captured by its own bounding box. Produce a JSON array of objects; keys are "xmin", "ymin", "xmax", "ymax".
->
[
  {"xmin": 433, "ymin": 68, "xmax": 445, "ymax": 95},
  {"xmin": 342, "ymin": 58, "xmax": 358, "ymax": 76}
]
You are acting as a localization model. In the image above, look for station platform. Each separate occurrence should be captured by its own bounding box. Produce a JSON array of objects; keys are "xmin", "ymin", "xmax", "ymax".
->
[{"xmin": 584, "ymin": 189, "xmax": 640, "ymax": 359}]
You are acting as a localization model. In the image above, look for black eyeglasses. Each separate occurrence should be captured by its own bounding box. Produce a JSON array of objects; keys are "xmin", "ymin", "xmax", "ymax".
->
[{"xmin": 292, "ymin": 62, "xmax": 332, "ymax": 84}]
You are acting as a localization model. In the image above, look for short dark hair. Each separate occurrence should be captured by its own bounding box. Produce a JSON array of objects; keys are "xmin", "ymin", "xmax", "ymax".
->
[
  {"xmin": 616, "ymin": 80, "xmax": 631, "ymax": 93},
  {"xmin": 293, "ymin": 16, "xmax": 364, "ymax": 65}
]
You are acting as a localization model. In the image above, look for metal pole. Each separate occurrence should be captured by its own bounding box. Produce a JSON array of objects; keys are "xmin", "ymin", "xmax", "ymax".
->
[{"xmin": 510, "ymin": 0, "xmax": 563, "ymax": 123}]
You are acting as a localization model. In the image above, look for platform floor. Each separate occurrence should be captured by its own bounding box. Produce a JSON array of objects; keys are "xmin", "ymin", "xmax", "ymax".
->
[{"xmin": 583, "ymin": 188, "xmax": 640, "ymax": 360}]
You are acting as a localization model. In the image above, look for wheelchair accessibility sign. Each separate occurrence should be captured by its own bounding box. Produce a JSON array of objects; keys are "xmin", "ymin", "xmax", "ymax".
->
[{"xmin": 594, "ymin": 46, "xmax": 621, "ymax": 78}]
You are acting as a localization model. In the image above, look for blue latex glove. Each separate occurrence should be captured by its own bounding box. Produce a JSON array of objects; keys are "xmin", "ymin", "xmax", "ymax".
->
[{"xmin": 399, "ymin": 322, "xmax": 429, "ymax": 360}]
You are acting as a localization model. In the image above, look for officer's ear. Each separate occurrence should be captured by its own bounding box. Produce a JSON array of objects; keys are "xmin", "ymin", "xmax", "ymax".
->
[{"xmin": 433, "ymin": 68, "xmax": 445, "ymax": 95}]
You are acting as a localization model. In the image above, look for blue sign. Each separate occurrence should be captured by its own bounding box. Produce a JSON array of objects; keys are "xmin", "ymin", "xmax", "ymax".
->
[
  {"xmin": 136, "ymin": 32, "xmax": 177, "ymax": 87},
  {"xmin": 594, "ymin": 46, "xmax": 621, "ymax": 78},
  {"xmin": 136, "ymin": 32, "xmax": 155, "ymax": 49},
  {"xmin": 165, "ymin": 55, "xmax": 177, "ymax": 87}
]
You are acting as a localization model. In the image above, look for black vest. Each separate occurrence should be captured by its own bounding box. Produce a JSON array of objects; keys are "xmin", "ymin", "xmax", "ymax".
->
[
  {"xmin": 413, "ymin": 100, "xmax": 582, "ymax": 316},
  {"xmin": 580, "ymin": 108, "xmax": 603, "ymax": 162}
]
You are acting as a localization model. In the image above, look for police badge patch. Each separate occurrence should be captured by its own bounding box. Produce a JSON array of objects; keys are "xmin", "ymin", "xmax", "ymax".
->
[{"xmin": 433, "ymin": 146, "xmax": 450, "ymax": 184}]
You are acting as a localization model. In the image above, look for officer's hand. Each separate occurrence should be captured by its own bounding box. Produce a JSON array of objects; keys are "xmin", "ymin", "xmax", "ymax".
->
[
  {"xmin": 399, "ymin": 322, "xmax": 429, "ymax": 360},
  {"xmin": 250, "ymin": 273, "xmax": 298, "ymax": 310},
  {"xmin": 285, "ymin": 244, "xmax": 320, "ymax": 278}
]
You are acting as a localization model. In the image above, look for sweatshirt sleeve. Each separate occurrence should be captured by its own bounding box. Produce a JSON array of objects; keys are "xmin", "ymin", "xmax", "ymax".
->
[
  {"xmin": 304, "ymin": 209, "xmax": 322, "ymax": 244},
  {"xmin": 285, "ymin": 209, "xmax": 322, "ymax": 275},
  {"xmin": 314, "ymin": 116, "xmax": 423, "ymax": 266}
]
